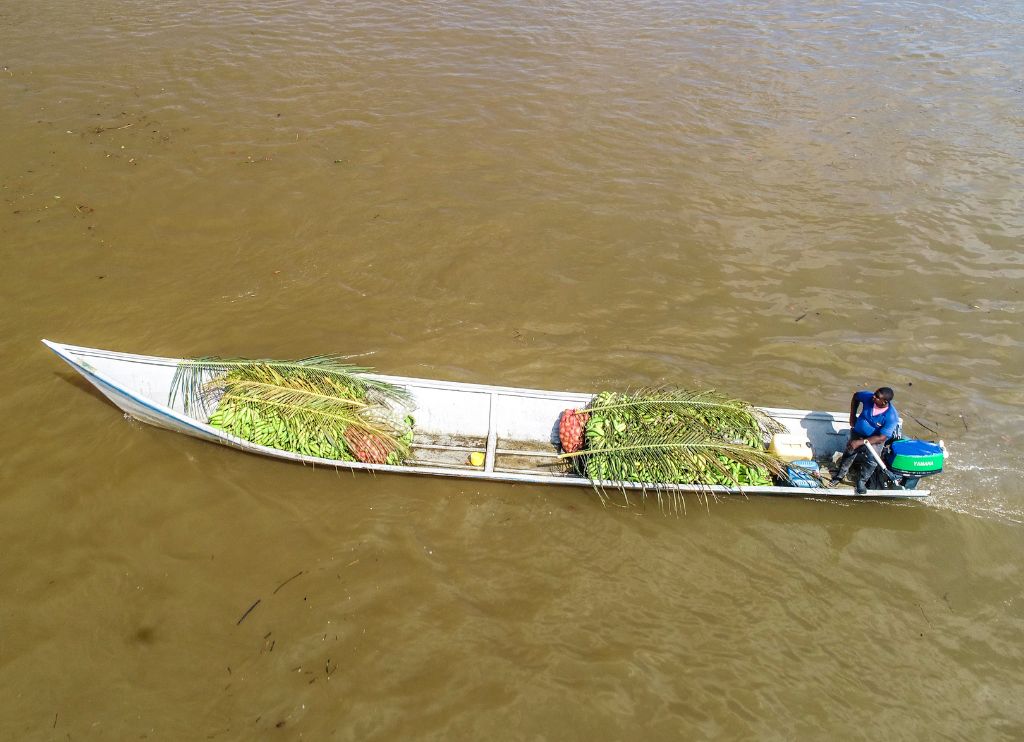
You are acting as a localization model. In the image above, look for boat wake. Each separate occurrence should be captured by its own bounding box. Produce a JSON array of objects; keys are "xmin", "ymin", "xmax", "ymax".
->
[{"xmin": 926, "ymin": 442, "xmax": 1024, "ymax": 526}]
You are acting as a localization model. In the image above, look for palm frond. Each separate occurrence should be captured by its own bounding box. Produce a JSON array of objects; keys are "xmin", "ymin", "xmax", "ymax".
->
[
  {"xmin": 560, "ymin": 388, "xmax": 789, "ymax": 511},
  {"xmin": 584, "ymin": 388, "xmax": 784, "ymax": 444},
  {"xmin": 169, "ymin": 355, "xmax": 414, "ymax": 463},
  {"xmin": 170, "ymin": 355, "xmax": 411, "ymax": 418}
]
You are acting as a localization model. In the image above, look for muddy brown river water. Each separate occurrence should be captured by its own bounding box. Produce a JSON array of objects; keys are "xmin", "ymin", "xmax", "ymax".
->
[{"xmin": 2, "ymin": 1, "xmax": 1023, "ymax": 739}]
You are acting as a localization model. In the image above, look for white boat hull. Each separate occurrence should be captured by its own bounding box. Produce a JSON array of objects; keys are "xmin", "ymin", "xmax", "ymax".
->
[{"xmin": 42, "ymin": 340, "xmax": 929, "ymax": 500}]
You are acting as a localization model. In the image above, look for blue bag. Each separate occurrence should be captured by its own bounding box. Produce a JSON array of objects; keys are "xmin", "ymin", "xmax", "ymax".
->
[{"xmin": 787, "ymin": 459, "xmax": 820, "ymax": 488}]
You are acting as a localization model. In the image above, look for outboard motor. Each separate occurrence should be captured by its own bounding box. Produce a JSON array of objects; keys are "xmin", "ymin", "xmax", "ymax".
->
[{"xmin": 867, "ymin": 438, "xmax": 946, "ymax": 490}]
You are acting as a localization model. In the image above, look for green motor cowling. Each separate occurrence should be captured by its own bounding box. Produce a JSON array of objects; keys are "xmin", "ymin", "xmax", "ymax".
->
[{"xmin": 886, "ymin": 439, "xmax": 945, "ymax": 476}]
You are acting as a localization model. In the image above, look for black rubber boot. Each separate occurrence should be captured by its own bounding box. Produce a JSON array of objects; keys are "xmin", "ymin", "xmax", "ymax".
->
[
  {"xmin": 832, "ymin": 445, "xmax": 861, "ymax": 483},
  {"xmin": 832, "ymin": 457, "xmax": 853, "ymax": 483},
  {"xmin": 855, "ymin": 478, "xmax": 868, "ymax": 495}
]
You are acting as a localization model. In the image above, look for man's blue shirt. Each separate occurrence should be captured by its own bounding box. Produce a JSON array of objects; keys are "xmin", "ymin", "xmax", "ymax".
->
[{"xmin": 851, "ymin": 390, "xmax": 899, "ymax": 439}]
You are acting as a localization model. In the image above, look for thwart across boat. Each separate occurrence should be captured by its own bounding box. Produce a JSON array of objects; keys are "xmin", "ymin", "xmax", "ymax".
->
[{"xmin": 43, "ymin": 340, "xmax": 933, "ymax": 500}]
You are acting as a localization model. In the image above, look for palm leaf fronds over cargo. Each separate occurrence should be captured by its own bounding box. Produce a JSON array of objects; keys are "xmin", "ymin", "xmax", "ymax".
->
[
  {"xmin": 559, "ymin": 388, "xmax": 788, "ymax": 512},
  {"xmin": 170, "ymin": 355, "xmax": 413, "ymax": 463}
]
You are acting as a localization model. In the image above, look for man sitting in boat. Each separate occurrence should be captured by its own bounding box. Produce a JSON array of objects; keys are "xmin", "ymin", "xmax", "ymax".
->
[{"xmin": 831, "ymin": 387, "xmax": 899, "ymax": 494}]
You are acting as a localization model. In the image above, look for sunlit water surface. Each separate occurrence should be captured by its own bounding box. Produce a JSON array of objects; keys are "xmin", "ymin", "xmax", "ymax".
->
[{"xmin": 2, "ymin": 1, "xmax": 1022, "ymax": 738}]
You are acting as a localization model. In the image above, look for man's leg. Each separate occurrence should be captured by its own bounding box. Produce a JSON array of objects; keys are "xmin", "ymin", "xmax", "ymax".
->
[
  {"xmin": 855, "ymin": 454, "xmax": 879, "ymax": 495},
  {"xmin": 833, "ymin": 438, "xmax": 863, "ymax": 482}
]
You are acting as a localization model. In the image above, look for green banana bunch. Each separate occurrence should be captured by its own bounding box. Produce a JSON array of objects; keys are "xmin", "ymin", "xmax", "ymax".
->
[
  {"xmin": 206, "ymin": 390, "xmax": 412, "ymax": 463},
  {"xmin": 577, "ymin": 389, "xmax": 784, "ymax": 487}
]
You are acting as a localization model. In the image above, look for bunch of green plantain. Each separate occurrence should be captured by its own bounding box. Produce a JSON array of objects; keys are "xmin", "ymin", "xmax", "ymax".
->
[
  {"xmin": 185, "ymin": 359, "xmax": 415, "ymax": 464},
  {"xmin": 573, "ymin": 390, "xmax": 782, "ymax": 487},
  {"xmin": 209, "ymin": 400, "xmax": 353, "ymax": 460}
]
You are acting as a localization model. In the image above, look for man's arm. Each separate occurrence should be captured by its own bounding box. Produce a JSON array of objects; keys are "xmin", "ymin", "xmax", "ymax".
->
[
  {"xmin": 848, "ymin": 392, "xmax": 884, "ymax": 449},
  {"xmin": 849, "ymin": 393, "xmax": 861, "ymax": 427},
  {"xmin": 855, "ymin": 433, "xmax": 886, "ymax": 449}
]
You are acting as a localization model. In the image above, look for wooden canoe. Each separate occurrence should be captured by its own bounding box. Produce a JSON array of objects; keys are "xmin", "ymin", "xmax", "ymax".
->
[{"xmin": 42, "ymin": 340, "xmax": 929, "ymax": 500}]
